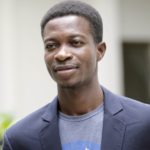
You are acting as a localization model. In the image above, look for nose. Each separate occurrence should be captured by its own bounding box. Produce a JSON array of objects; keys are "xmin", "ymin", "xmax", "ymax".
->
[{"xmin": 54, "ymin": 45, "xmax": 73, "ymax": 62}]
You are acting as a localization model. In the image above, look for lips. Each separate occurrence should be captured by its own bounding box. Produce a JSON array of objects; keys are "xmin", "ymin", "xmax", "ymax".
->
[{"xmin": 53, "ymin": 64, "xmax": 79, "ymax": 72}]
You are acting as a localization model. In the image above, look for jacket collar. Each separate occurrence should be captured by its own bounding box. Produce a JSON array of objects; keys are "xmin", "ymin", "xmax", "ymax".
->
[
  {"xmin": 41, "ymin": 97, "xmax": 58, "ymax": 122},
  {"xmin": 101, "ymin": 86, "xmax": 126, "ymax": 150},
  {"xmin": 102, "ymin": 86, "xmax": 123, "ymax": 115},
  {"xmin": 40, "ymin": 97, "xmax": 62, "ymax": 150},
  {"xmin": 40, "ymin": 86, "xmax": 127, "ymax": 150}
]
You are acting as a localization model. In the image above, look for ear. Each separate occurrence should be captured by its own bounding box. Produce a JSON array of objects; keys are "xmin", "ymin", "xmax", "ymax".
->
[{"xmin": 96, "ymin": 42, "xmax": 106, "ymax": 61}]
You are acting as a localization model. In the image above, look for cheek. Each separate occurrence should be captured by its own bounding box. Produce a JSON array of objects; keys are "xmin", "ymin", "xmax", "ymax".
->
[
  {"xmin": 44, "ymin": 54, "xmax": 55, "ymax": 77},
  {"xmin": 44, "ymin": 54, "xmax": 48, "ymax": 64},
  {"xmin": 44, "ymin": 54, "xmax": 53, "ymax": 75},
  {"xmin": 79, "ymin": 51, "xmax": 97, "ymax": 76},
  {"xmin": 44, "ymin": 53, "xmax": 52, "ymax": 65},
  {"xmin": 84, "ymin": 50, "xmax": 97, "ymax": 66}
]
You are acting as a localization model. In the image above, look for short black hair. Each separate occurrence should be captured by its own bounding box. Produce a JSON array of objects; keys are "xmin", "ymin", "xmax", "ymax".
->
[{"xmin": 41, "ymin": 0, "xmax": 103, "ymax": 43}]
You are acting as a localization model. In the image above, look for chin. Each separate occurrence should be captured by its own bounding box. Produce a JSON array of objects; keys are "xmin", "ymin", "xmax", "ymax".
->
[{"xmin": 57, "ymin": 81, "xmax": 82, "ymax": 89}]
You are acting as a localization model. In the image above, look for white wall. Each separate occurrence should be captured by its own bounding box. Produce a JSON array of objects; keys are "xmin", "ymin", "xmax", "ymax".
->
[
  {"xmin": 120, "ymin": 0, "xmax": 150, "ymax": 100},
  {"xmin": 121, "ymin": 0, "xmax": 150, "ymax": 42},
  {"xmin": 0, "ymin": 0, "xmax": 123, "ymax": 119},
  {"xmin": 94, "ymin": 0, "xmax": 123, "ymax": 94},
  {"xmin": 0, "ymin": 0, "xmax": 16, "ymax": 113}
]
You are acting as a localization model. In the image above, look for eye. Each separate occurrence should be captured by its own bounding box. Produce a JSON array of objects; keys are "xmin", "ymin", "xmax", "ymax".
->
[
  {"xmin": 71, "ymin": 40, "xmax": 84, "ymax": 47},
  {"xmin": 45, "ymin": 42, "xmax": 58, "ymax": 51}
]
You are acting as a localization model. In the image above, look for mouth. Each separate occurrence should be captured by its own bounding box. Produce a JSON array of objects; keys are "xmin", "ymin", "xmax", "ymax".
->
[
  {"xmin": 52, "ymin": 64, "xmax": 79, "ymax": 80},
  {"xmin": 54, "ymin": 64, "xmax": 79, "ymax": 72}
]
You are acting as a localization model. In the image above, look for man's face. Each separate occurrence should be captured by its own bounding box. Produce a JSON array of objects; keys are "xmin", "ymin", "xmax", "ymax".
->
[{"xmin": 43, "ymin": 15, "xmax": 104, "ymax": 88}]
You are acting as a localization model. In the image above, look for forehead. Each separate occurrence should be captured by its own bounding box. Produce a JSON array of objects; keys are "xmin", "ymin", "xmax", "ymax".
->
[{"xmin": 43, "ymin": 15, "xmax": 92, "ymax": 39}]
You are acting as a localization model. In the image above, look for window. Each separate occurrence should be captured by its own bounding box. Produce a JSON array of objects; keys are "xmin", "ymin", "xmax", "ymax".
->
[{"xmin": 123, "ymin": 42, "xmax": 150, "ymax": 103}]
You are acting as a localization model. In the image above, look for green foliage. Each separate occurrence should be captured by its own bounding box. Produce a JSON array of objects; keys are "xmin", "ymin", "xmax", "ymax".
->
[{"xmin": 0, "ymin": 113, "xmax": 13, "ymax": 141}]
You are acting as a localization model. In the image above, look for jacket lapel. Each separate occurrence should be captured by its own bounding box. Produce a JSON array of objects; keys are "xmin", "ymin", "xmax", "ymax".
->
[
  {"xmin": 40, "ymin": 98, "xmax": 62, "ymax": 150},
  {"xmin": 101, "ymin": 87, "xmax": 126, "ymax": 150},
  {"xmin": 39, "ymin": 87, "xmax": 127, "ymax": 150}
]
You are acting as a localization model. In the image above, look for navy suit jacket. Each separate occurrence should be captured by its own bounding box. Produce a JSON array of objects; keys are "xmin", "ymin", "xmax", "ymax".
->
[{"xmin": 3, "ymin": 87, "xmax": 150, "ymax": 150}]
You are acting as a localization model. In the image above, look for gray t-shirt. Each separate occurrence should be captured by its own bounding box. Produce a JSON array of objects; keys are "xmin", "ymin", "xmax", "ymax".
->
[{"xmin": 59, "ymin": 104, "xmax": 104, "ymax": 150}]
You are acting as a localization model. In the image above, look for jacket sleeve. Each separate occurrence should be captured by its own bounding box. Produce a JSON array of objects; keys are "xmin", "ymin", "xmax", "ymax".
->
[{"xmin": 2, "ymin": 133, "xmax": 13, "ymax": 150}]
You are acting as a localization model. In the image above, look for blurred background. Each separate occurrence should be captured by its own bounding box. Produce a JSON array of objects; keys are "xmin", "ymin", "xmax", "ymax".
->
[{"xmin": 0, "ymin": 0, "xmax": 150, "ymax": 121}]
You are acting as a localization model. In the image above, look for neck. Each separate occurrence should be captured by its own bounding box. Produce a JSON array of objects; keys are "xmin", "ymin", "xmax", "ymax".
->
[{"xmin": 57, "ymin": 79, "xmax": 103, "ymax": 116}]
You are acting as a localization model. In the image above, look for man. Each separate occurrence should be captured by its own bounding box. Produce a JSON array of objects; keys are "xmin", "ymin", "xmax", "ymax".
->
[{"xmin": 2, "ymin": 1, "xmax": 150, "ymax": 150}]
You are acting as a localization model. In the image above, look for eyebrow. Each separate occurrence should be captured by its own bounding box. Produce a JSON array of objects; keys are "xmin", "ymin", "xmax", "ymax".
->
[
  {"xmin": 69, "ymin": 34, "xmax": 86, "ymax": 39},
  {"xmin": 44, "ymin": 33, "xmax": 87, "ymax": 43}
]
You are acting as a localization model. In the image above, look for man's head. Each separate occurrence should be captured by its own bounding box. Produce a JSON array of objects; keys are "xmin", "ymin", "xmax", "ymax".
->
[
  {"xmin": 42, "ymin": 1, "xmax": 106, "ymax": 88},
  {"xmin": 41, "ymin": 0, "xmax": 103, "ymax": 44}
]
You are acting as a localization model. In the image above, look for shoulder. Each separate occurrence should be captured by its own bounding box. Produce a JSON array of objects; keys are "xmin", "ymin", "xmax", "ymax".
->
[
  {"xmin": 103, "ymin": 86, "xmax": 150, "ymax": 122},
  {"xmin": 122, "ymin": 95, "xmax": 149, "ymax": 108},
  {"xmin": 122, "ymin": 97, "xmax": 150, "ymax": 126},
  {"xmin": 102, "ymin": 87, "xmax": 150, "ymax": 148},
  {"xmin": 5, "ymin": 98, "xmax": 58, "ymax": 140},
  {"xmin": 118, "ymin": 96, "xmax": 150, "ymax": 147},
  {"xmin": 119, "ymin": 95, "xmax": 150, "ymax": 117},
  {"xmin": 6, "ymin": 103, "xmax": 48, "ymax": 136}
]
